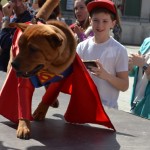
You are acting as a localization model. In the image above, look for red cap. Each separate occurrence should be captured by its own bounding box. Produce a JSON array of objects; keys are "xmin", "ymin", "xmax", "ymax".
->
[{"xmin": 87, "ymin": 0, "xmax": 116, "ymax": 14}]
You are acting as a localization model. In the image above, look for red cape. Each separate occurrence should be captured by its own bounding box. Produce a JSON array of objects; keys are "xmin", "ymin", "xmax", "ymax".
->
[{"xmin": 0, "ymin": 26, "xmax": 115, "ymax": 130}]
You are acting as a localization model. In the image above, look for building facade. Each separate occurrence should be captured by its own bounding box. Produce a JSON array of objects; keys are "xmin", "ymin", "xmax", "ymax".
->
[
  {"xmin": 121, "ymin": 0, "xmax": 150, "ymax": 45},
  {"xmin": 60, "ymin": 0, "xmax": 150, "ymax": 45}
]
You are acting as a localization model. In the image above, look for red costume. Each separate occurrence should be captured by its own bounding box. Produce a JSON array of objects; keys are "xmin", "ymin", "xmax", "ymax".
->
[{"xmin": 0, "ymin": 26, "xmax": 115, "ymax": 130}]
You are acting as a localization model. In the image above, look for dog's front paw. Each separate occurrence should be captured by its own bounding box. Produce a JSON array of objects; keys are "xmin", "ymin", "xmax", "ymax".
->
[
  {"xmin": 17, "ymin": 119, "xmax": 31, "ymax": 140},
  {"xmin": 33, "ymin": 102, "xmax": 49, "ymax": 121}
]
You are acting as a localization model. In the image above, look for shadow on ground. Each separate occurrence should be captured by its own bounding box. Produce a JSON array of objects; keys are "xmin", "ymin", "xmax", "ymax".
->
[{"xmin": 1, "ymin": 114, "xmax": 120, "ymax": 150}]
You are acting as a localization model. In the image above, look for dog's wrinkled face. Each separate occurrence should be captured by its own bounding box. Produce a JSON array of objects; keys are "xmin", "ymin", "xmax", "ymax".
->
[{"xmin": 11, "ymin": 23, "xmax": 69, "ymax": 77}]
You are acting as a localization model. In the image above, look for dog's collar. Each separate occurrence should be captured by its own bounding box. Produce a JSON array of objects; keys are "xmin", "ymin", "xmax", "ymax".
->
[{"xmin": 30, "ymin": 65, "xmax": 73, "ymax": 88}]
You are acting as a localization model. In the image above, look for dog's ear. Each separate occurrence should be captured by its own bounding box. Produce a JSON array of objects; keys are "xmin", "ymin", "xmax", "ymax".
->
[
  {"xmin": 9, "ymin": 23, "xmax": 29, "ymax": 32},
  {"xmin": 47, "ymin": 34, "xmax": 63, "ymax": 48}
]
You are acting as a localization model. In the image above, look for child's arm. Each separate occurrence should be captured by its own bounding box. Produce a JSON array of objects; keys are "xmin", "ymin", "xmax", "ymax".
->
[{"xmin": 90, "ymin": 61, "xmax": 129, "ymax": 92}]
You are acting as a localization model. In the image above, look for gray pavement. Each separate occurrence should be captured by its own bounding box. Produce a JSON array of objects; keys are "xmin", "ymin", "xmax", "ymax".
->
[{"xmin": 1, "ymin": 45, "xmax": 150, "ymax": 150}]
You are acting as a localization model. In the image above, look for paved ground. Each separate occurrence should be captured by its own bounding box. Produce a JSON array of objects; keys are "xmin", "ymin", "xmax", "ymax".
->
[{"xmin": 1, "ymin": 45, "xmax": 150, "ymax": 150}]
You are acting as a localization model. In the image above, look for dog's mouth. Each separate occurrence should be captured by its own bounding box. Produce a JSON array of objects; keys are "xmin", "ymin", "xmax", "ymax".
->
[{"xmin": 16, "ymin": 64, "xmax": 44, "ymax": 78}]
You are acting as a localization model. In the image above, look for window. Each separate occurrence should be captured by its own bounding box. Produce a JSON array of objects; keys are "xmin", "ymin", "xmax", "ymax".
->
[{"xmin": 124, "ymin": 0, "xmax": 141, "ymax": 17}]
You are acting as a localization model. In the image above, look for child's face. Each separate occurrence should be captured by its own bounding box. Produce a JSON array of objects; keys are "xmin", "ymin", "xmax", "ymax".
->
[
  {"xmin": 91, "ymin": 12, "xmax": 116, "ymax": 38},
  {"xmin": 74, "ymin": 0, "xmax": 89, "ymax": 22}
]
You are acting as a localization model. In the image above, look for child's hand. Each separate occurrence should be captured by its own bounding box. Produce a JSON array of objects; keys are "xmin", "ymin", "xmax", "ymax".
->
[
  {"xmin": 129, "ymin": 53, "xmax": 145, "ymax": 67},
  {"xmin": 74, "ymin": 24, "xmax": 84, "ymax": 37},
  {"xmin": 90, "ymin": 60, "xmax": 109, "ymax": 80}
]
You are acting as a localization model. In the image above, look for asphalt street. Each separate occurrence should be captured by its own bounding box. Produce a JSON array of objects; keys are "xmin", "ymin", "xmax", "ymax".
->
[{"xmin": 0, "ymin": 45, "xmax": 150, "ymax": 150}]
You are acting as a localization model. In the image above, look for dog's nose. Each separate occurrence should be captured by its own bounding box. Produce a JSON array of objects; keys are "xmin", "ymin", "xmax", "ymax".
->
[{"xmin": 11, "ymin": 61, "xmax": 20, "ymax": 70}]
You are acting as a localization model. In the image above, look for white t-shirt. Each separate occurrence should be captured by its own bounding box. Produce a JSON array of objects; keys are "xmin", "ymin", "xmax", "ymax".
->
[{"xmin": 77, "ymin": 36, "xmax": 128, "ymax": 109}]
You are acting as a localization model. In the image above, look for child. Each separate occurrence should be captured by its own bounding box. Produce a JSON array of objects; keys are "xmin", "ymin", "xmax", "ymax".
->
[
  {"xmin": 70, "ymin": 0, "xmax": 94, "ymax": 43},
  {"xmin": 77, "ymin": 0, "xmax": 129, "ymax": 109}
]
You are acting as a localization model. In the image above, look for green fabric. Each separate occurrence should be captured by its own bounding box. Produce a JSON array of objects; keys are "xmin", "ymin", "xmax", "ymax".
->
[
  {"xmin": 129, "ymin": 66, "xmax": 137, "ymax": 77},
  {"xmin": 129, "ymin": 37, "xmax": 150, "ymax": 119},
  {"xmin": 132, "ymin": 82, "xmax": 150, "ymax": 119},
  {"xmin": 130, "ymin": 66, "xmax": 139, "ymax": 106},
  {"xmin": 140, "ymin": 37, "xmax": 150, "ymax": 55}
]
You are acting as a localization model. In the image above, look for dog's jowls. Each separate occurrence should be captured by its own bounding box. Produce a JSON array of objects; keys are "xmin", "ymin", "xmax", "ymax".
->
[
  {"xmin": 9, "ymin": 21, "xmax": 76, "ymax": 139},
  {"xmin": 11, "ymin": 21, "xmax": 76, "ymax": 77}
]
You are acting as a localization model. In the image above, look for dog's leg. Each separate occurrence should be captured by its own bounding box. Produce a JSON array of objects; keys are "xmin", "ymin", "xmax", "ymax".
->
[
  {"xmin": 17, "ymin": 119, "xmax": 31, "ymax": 139},
  {"xmin": 33, "ymin": 84, "xmax": 59, "ymax": 121},
  {"xmin": 44, "ymin": 84, "xmax": 59, "ymax": 108},
  {"xmin": 17, "ymin": 78, "xmax": 34, "ymax": 139},
  {"xmin": 33, "ymin": 99, "xmax": 59, "ymax": 121},
  {"xmin": 33, "ymin": 82, "xmax": 63, "ymax": 121},
  {"xmin": 51, "ymin": 99, "xmax": 59, "ymax": 108},
  {"xmin": 32, "ymin": 101, "xmax": 50, "ymax": 121}
]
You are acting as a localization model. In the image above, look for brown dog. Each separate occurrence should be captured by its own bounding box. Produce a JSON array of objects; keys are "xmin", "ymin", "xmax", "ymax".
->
[
  {"xmin": 10, "ymin": 20, "xmax": 76, "ymax": 139},
  {"xmin": 11, "ymin": 21, "xmax": 76, "ymax": 77},
  {"xmin": 7, "ymin": 0, "xmax": 76, "ymax": 140}
]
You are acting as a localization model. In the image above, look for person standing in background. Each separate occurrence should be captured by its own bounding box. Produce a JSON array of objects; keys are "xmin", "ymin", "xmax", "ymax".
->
[
  {"xmin": 70, "ymin": 0, "xmax": 94, "ymax": 43},
  {"xmin": 129, "ymin": 37, "xmax": 150, "ymax": 119},
  {"xmin": 0, "ymin": 0, "xmax": 33, "ymax": 72},
  {"xmin": 77, "ymin": 0, "xmax": 129, "ymax": 109}
]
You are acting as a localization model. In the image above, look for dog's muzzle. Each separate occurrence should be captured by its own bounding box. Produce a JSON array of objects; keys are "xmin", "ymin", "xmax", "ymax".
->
[{"xmin": 11, "ymin": 61, "xmax": 44, "ymax": 78}]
